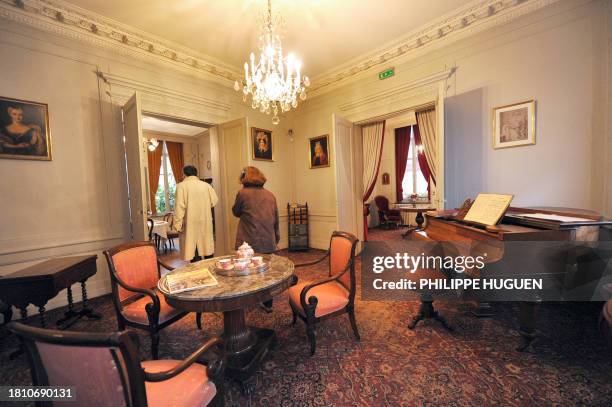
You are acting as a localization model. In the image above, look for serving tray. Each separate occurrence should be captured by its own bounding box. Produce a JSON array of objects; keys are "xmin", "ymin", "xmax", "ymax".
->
[{"xmin": 214, "ymin": 262, "xmax": 270, "ymax": 277}]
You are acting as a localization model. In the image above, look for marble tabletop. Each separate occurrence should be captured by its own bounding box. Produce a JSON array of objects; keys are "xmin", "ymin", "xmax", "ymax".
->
[{"xmin": 158, "ymin": 254, "xmax": 295, "ymax": 303}]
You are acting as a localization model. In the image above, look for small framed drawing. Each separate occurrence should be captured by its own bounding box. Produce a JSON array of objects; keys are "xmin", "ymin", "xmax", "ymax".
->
[
  {"xmin": 493, "ymin": 100, "xmax": 535, "ymax": 149},
  {"xmin": 0, "ymin": 96, "xmax": 52, "ymax": 160},
  {"xmin": 309, "ymin": 134, "xmax": 330, "ymax": 168},
  {"xmin": 251, "ymin": 127, "xmax": 273, "ymax": 161}
]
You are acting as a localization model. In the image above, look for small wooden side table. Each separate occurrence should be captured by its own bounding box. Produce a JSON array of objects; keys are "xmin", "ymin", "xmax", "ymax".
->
[{"xmin": 0, "ymin": 255, "xmax": 101, "ymax": 329}]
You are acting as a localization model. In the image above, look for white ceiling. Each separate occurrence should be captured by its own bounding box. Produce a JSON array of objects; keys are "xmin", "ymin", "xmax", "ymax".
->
[
  {"xmin": 142, "ymin": 116, "xmax": 208, "ymax": 136},
  {"xmin": 70, "ymin": 0, "xmax": 468, "ymax": 78}
]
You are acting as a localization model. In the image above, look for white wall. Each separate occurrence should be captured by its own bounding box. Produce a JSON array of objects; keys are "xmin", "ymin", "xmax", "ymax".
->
[{"xmin": 291, "ymin": 0, "xmax": 611, "ymax": 248}]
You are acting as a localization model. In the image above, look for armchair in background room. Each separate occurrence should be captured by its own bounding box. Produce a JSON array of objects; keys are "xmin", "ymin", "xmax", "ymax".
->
[
  {"xmin": 374, "ymin": 196, "xmax": 402, "ymax": 229},
  {"xmin": 288, "ymin": 231, "xmax": 360, "ymax": 355},
  {"xmin": 9, "ymin": 322, "xmax": 225, "ymax": 407},
  {"xmin": 104, "ymin": 241, "xmax": 202, "ymax": 359}
]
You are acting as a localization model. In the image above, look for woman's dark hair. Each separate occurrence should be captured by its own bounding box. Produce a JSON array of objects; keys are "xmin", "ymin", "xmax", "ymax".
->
[
  {"xmin": 240, "ymin": 166, "xmax": 266, "ymax": 186},
  {"xmin": 183, "ymin": 165, "xmax": 198, "ymax": 177}
]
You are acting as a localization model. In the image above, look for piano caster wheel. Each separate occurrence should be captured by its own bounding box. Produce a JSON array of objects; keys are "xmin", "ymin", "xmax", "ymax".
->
[{"xmin": 516, "ymin": 332, "xmax": 537, "ymax": 352}]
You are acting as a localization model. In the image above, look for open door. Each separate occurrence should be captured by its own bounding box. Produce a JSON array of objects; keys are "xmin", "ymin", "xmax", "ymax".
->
[
  {"xmin": 333, "ymin": 114, "xmax": 361, "ymax": 240},
  {"xmin": 122, "ymin": 92, "xmax": 149, "ymax": 241},
  {"xmin": 216, "ymin": 117, "xmax": 249, "ymax": 254}
]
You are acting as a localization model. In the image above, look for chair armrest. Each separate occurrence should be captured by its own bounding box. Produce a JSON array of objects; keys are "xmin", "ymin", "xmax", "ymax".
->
[
  {"xmin": 158, "ymin": 260, "xmax": 175, "ymax": 272},
  {"xmin": 113, "ymin": 276, "xmax": 160, "ymax": 315},
  {"xmin": 144, "ymin": 337, "xmax": 224, "ymax": 382},
  {"xmin": 294, "ymin": 253, "xmax": 329, "ymax": 268},
  {"xmin": 299, "ymin": 264, "xmax": 350, "ymax": 307}
]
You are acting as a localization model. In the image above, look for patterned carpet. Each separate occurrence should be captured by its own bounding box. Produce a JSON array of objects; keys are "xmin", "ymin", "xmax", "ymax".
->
[{"xmin": 1, "ymin": 230, "xmax": 611, "ymax": 406}]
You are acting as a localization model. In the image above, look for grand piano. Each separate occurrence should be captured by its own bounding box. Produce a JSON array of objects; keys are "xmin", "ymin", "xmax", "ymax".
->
[{"xmin": 411, "ymin": 205, "xmax": 612, "ymax": 351}]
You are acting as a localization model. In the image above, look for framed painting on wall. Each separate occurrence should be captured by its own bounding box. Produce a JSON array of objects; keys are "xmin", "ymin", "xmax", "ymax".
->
[
  {"xmin": 251, "ymin": 127, "xmax": 273, "ymax": 161},
  {"xmin": 493, "ymin": 100, "xmax": 535, "ymax": 149},
  {"xmin": 309, "ymin": 134, "xmax": 330, "ymax": 168},
  {"xmin": 0, "ymin": 96, "xmax": 52, "ymax": 161}
]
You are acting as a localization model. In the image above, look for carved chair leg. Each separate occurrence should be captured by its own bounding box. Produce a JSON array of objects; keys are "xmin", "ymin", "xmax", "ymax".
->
[
  {"xmin": 291, "ymin": 308, "xmax": 297, "ymax": 325},
  {"xmin": 151, "ymin": 332, "xmax": 160, "ymax": 360},
  {"xmin": 117, "ymin": 317, "xmax": 125, "ymax": 331},
  {"xmin": 306, "ymin": 323, "xmax": 316, "ymax": 356},
  {"xmin": 196, "ymin": 312, "xmax": 202, "ymax": 330},
  {"xmin": 348, "ymin": 308, "xmax": 361, "ymax": 341}
]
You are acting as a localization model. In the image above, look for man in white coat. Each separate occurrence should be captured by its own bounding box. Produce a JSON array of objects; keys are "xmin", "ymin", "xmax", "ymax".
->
[{"xmin": 173, "ymin": 166, "xmax": 218, "ymax": 262}]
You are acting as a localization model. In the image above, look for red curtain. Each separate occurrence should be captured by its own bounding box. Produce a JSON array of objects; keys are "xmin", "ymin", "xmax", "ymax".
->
[
  {"xmin": 147, "ymin": 146, "xmax": 162, "ymax": 214},
  {"xmin": 362, "ymin": 121, "xmax": 386, "ymax": 241},
  {"xmin": 413, "ymin": 124, "xmax": 434, "ymax": 199},
  {"xmin": 394, "ymin": 126, "xmax": 411, "ymax": 202},
  {"xmin": 166, "ymin": 141, "xmax": 184, "ymax": 183}
]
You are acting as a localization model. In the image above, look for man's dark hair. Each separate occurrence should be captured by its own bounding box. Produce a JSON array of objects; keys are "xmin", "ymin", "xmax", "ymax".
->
[{"xmin": 183, "ymin": 165, "xmax": 198, "ymax": 177}]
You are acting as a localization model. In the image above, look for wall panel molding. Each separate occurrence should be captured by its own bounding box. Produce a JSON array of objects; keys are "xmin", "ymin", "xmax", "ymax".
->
[{"xmin": 99, "ymin": 72, "xmax": 232, "ymax": 123}]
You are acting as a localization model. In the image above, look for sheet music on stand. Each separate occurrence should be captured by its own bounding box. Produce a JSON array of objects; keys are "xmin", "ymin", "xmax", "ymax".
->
[{"xmin": 463, "ymin": 193, "xmax": 514, "ymax": 226}]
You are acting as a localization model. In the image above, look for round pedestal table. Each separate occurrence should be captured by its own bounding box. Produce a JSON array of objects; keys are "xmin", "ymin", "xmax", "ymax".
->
[{"xmin": 159, "ymin": 254, "xmax": 295, "ymax": 394}]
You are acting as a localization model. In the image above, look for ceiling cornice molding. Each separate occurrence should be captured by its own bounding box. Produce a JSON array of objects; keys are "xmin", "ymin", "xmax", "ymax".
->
[
  {"xmin": 0, "ymin": 0, "xmax": 242, "ymax": 84},
  {"xmin": 309, "ymin": 0, "xmax": 559, "ymax": 96},
  {"xmin": 0, "ymin": 0, "xmax": 559, "ymax": 96}
]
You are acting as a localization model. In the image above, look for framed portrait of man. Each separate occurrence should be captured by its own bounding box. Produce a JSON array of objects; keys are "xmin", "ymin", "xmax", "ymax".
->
[
  {"xmin": 251, "ymin": 127, "xmax": 273, "ymax": 161},
  {"xmin": 493, "ymin": 100, "xmax": 535, "ymax": 149},
  {"xmin": 309, "ymin": 134, "xmax": 330, "ymax": 168},
  {"xmin": 0, "ymin": 96, "xmax": 51, "ymax": 161}
]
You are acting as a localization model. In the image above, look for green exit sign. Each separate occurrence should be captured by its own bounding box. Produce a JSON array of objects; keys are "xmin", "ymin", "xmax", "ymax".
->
[{"xmin": 378, "ymin": 68, "xmax": 395, "ymax": 80}]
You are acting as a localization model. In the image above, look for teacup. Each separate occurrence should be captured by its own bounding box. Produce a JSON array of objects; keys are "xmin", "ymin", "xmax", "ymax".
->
[
  {"xmin": 251, "ymin": 256, "xmax": 263, "ymax": 266},
  {"xmin": 233, "ymin": 259, "xmax": 249, "ymax": 270},
  {"xmin": 218, "ymin": 259, "xmax": 233, "ymax": 269}
]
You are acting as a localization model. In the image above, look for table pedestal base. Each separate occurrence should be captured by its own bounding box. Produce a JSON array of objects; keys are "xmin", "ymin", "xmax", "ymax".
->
[{"xmin": 223, "ymin": 309, "xmax": 276, "ymax": 395}]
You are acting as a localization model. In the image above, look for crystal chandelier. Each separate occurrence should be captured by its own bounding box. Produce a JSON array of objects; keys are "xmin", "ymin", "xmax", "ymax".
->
[{"xmin": 234, "ymin": 0, "xmax": 310, "ymax": 125}]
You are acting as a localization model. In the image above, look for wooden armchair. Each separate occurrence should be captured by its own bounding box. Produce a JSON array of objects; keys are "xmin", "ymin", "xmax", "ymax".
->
[
  {"xmin": 9, "ymin": 322, "xmax": 225, "ymax": 407},
  {"xmin": 104, "ymin": 241, "xmax": 201, "ymax": 359},
  {"xmin": 163, "ymin": 212, "xmax": 179, "ymax": 251},
  {"xmin": 288, "ymin": 231, "xmax": 360, "ymax": 355}
]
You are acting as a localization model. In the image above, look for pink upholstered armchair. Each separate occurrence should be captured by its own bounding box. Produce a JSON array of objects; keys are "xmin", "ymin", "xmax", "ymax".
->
[
  {"xmin": 288, "ymin": 231, "xmax": 360, "ymax": 355},
  {"xmin": 8, "ymin": 322, "xmax": 224, "ymax": 407},
  {"xmin": 104, "ymin": 241, "xmax": 201, "ymax": 359}
]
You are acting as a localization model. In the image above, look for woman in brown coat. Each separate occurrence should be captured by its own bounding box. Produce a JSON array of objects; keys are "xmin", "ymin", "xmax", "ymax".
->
[
  {"xmin": 232, "ymin": 166, "xmax": 280, "ymax": 253},
  {"xmin": 232, "ymin": 166, "xmax": 279, "ymax": 312}
]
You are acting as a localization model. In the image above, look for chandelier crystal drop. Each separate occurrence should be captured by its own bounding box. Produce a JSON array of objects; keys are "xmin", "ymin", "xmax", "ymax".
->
[{"xmin": 234, "ymin": 0, "xmax": 309, "ymax": 125}]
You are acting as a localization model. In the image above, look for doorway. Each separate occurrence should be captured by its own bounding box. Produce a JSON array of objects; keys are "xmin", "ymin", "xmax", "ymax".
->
[{"xmin": 333, "ymin": 99, "xmax": 445, "ymax": 243}]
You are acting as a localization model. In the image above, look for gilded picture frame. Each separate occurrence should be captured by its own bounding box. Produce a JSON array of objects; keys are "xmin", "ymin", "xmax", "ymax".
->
[
  {"xmin": 492, "ymin": 100, "xmax": 536, "ymax": 149},
  {"xmin": 0, "ymin": 96, "xmax": 52, "ymax": 161},
  {"xmin": 309, "ymin": 134, "xmax": 330, "ymax": 168},
  {"xmin": 251, "ymin": 127, "xmax": 274, "ymax": 161}
]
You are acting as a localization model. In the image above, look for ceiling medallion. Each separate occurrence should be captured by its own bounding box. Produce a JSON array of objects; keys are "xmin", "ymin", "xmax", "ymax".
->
[{"xmin": 234, "ymin": 0, "xmax": 309, "ymax": 125}]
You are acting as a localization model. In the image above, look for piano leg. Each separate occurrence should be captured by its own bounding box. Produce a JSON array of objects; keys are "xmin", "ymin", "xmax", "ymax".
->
[
  {"xmin": 470, "ymin": 301, "xmax": 496, "ymax": 317},
  {"xmin": 517, "ymin": 301, "xmax": 540, "ymax": 352}
]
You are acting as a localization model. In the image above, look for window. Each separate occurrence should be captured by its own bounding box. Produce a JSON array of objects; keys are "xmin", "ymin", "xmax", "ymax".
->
[
  {"xmin": 401, "ymin": 127, "xmax": 429, "ymax": 200},
  {"xmin": 155, "ymin": 142, "xmax": 177, "ymax": 213}
]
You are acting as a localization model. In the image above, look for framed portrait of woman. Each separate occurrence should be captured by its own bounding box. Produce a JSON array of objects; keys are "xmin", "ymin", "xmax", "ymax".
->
[
  {"xmin": 493, "ymin": 100, "xmax": 535, "ymax": 149},
  {"xmin": 309, "ymin": 134, "xmax": 330, "ymax": 168},
  {"xmin": 251, "ymin": 127, "xmax": 273, "ymax": 161},
  {"xmin": 0, "ymin": 96, "xmax": 51, "ymax": 161}
]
